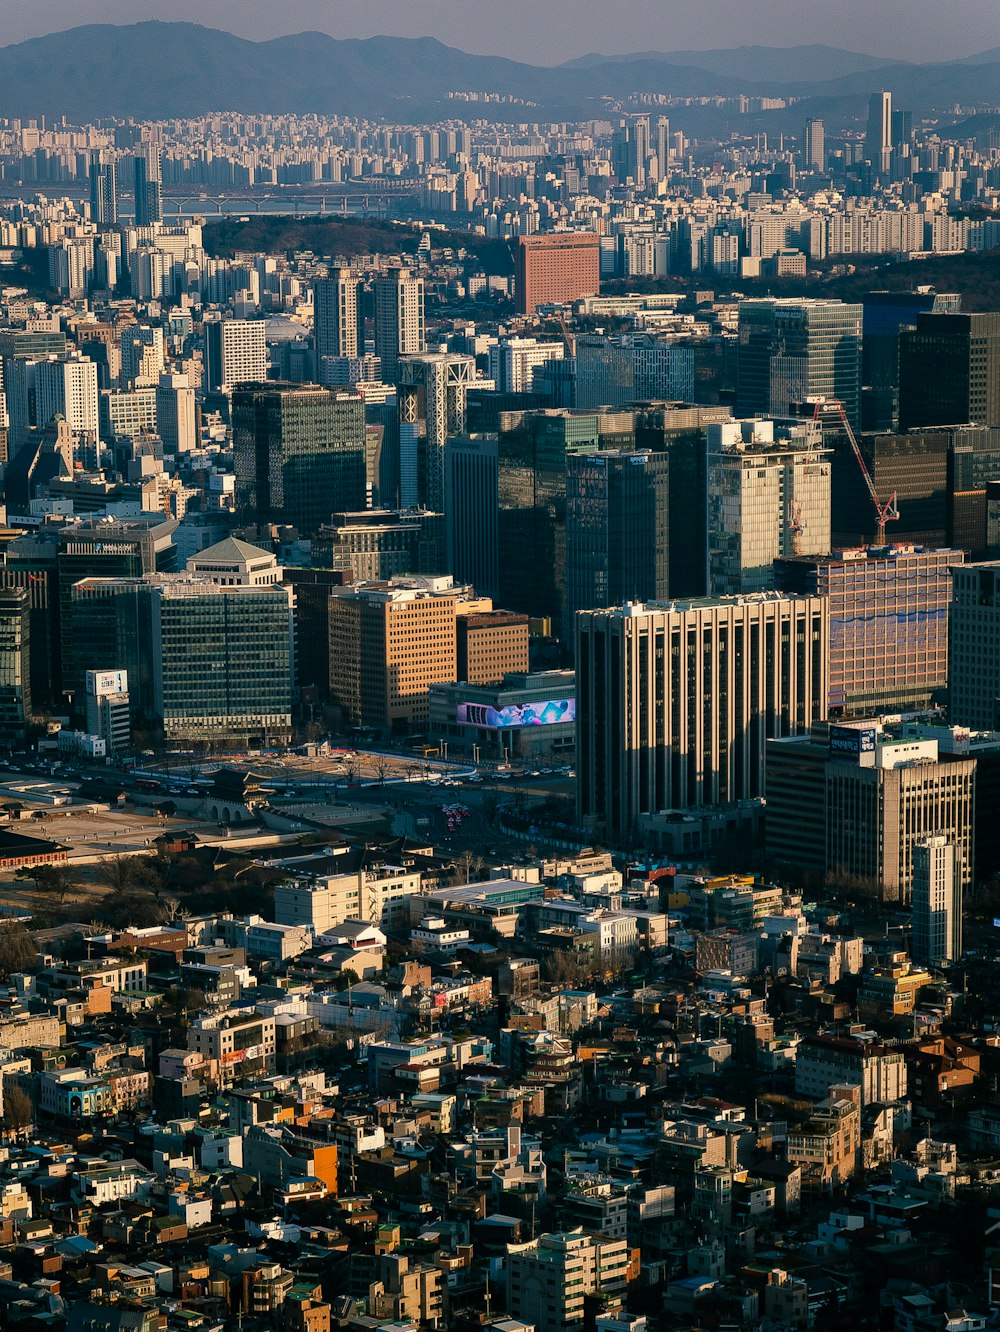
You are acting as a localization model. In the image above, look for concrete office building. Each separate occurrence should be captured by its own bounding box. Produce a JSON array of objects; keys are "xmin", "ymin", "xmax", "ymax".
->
[
  {"xmin": 120, "ymin": 326, "xmax": 165, "ymax": 389},
  {"xmin": 430, "ymin": 669, "xmax": 576, "ymax": 762},
  {"xmin": 35, "ymin": 357, "xmax": 100, "ymax": 444},
  {"xmin": 707, "ymin": 418, "xmax": 831, "ymax": 596},
  {"xmin": 574, "ymin": 336, "xmax": 694, "ymax": 410},
  {"xmin": 456, "ymin": 610, "xmax": 529, "ymax": 685},
  {"xmin": 514, "ymin": 232, "xmax": 601, "ymax": 315},
  {"xmin": 736, "ymin": 299, "xmax": 863, "ymax": 429},
  {"xmin": 314, "ymin": 269, "xmax": 359, "ymax": 361},
  {"xmin": 775, "ymin": 545, "xmax": 961, "ymax": 716},
  {"xmin": 328, "ymin": 575, "xmax": 473, "ymax": 731},
  {"xmin": 397, "ymin": 354, "xmax": 475, "ymax": 512},
  {"xmin": 489, "ymin": 337, "xmax": 564, "ymax": 394},
  {"xmin": 204, "ymin": 319, "xmax": 268, "ymax": 394},
  {"xmin": 899, "ymin": 312, "xmax": 1000, "ymax": 432},
  {"xmin": 577, "ymin": 593, "xmax": 829, "ymax": 844},
  {"xmin": 155, "ymin": 372, "xmax": 196, "ymax": 454},
  {"xmin": 374, "ymin": 267, "xmax": 425, "ymax": 380},
  {"xmin": 232, "ymin": 382, "xmax": 367, "ymax": 535},
  {"xmin": 186, "ymin": 537, "xmax": 281, "ymax": 587},
  {"xmin": 766, "ymin": 722, "xmax": 975, "ymax": 903},
  {"xmin": 565, "ymin": 450, "xmax": 669, "ymax": 633},
  {"xmin": 803, "ymin": 118, "xmax": 825, "ymax": 171},
  {"xmin": 314, "ymin": 509, "xmax": 445, "ymax": 583},
  {"xmin": 132, "ymin": 150, "xmax": 162, "ymax": 226},
  {"xmin": 912, "ymin": 835, "xmax": 961, "ymax": 966},
  {"xmin": 446, "ymin": 434, "xmax": 499, "ymax": 600},
  {"xmin": 949, "ymin": 561, "xmax": 1000, "ymax": 729},
  {"xmin": 84, "ymin": 669, "xmax": 130, "ymax": 755}
]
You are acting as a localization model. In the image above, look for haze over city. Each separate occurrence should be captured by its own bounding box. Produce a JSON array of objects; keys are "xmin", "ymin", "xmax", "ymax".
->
[{"xmin": 3, "ymin": 0, "xmax": 1000, "ymax": 64}]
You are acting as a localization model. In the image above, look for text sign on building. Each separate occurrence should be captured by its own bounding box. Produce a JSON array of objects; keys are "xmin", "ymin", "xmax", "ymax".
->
[
  {"xmin": 829, "ymin": 724, "xmax": 877, "ymax": 757},
  {"xmin": 456, "ymin": 698, "xmax": 575, "ymax": 729},
  {"xmin": 86, "ymin": 669, "xmax": 128, "ymax": 697}
]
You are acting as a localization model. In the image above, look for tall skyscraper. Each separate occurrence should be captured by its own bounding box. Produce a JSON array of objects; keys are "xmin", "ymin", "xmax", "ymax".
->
[
  {"xmin": 88, "ymin": 154, "xmax": 117, "ymax": 227},
  {"xmin": 565, "ymin": 450, "xmax": 669, "ymax": 635},
  {"xmin": 949, "ymin": 561, "xmax": 1000, "ymax": 729},
  {"xmin": 396, "ymin": 353, "xmax": 475, "ymax": 512},
  {"xmin": 374, "ymin": 268, "xmax": 425, "ymax": 381},
  {"xmin": 0, "ymin": 587, "xmax": 31, "ymax": 738},
  {"xmin": 232, "ymin": 382, "xmax": 367, "ymax": 536},
  {"xmin": 446, "ymin": 434, "xmax": 500, "ymax": 600},
  {"xmin": 775, "ymin": 545, "xmax": 962, "ymax": 717},
  {"xmin": 204, "ymin": 319, "xmax": 268, "ymax": 393},
  {"xmin": 655, "ymin": 115, "xmax": 671, "ymax": 178},
  {"xmin": 803, "ymin": 118, "xmax": 825, "ymax": 171},
  {"xmin": 314, "ymin": 269, "xmax": 359, "ymax": 362},
  {"xmin": 514, "ymin": 233, "xmax": 601, "ymax": 315},
  {"xmin": 577, "ymin": 592, "xmax": 829, "ymax": 843},
  {"xmin": 865, "ymin": 90, "xmax": 892, "ymax": 174},
  {"xmin": 488, "ymin": 337, "xmax": 564, "ymax": 394},
  {"xmin": 911, "ymin": 835, "xmax": 961, "ymax": 966},
  {"xmin": 898, "ymin": 313, "xmax": 1000, "ymax": 431},
  {"xmin": 612, "ymin": 115, "xmax": 650, "ymax": 188},
  {"xmin": 736, "ymin": 299, "xmax": 863, "ymax": 429},
  {"xmin": 707, "ymin": 418, "xmax": 832, "ymax": 595},
  {"xmin": 133, "ymin": 150, "xmax": 162, "ymax": 227}
]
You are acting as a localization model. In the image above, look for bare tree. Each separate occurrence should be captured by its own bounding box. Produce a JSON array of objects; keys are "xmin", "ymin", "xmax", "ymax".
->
[
  {"xmin": 15, "ymin": 863, "xmax": 76, "ymax": 907},
  {"xmin": 0, "ymin": 923, "xmax": 37, "ymax": 978},
  {"xmin": 3, "ymin": 1085, "xmax": 33, "ymax": 1140}
]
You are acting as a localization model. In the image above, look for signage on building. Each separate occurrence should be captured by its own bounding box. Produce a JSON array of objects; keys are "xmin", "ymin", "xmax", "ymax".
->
[
  {"xmin": 829, "ymin": 724, "xmax": 877, "ymax": 757},
  {"xmin": 456, "ymin": 698, "xmax": 575, "ymax": 729}
]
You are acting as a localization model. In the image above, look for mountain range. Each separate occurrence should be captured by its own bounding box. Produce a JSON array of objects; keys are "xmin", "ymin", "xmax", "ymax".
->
[{"xmin": 0, "ymin": 22, "xmax": 996, "ymax": 128}]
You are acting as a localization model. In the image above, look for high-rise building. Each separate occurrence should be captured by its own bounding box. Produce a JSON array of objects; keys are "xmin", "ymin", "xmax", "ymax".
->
[
  {"xmin": 155, "ymin": 372, "xmax": 196, "ymax": 454},
  {"xmin": 865, "ymin": 90, "xmax": 893, "ymax": 174},
  {"xmin": 0, "ymin": 587, "xmax": 31, "ymax": 738},
  {"xmin": 634, "ymin": 403, "xmax": 734, "ymax": 599},
  {"xmin": 736, "ymin": 299, "xmax": 863, "ymax": 429},
  {"xmin": 766, "ymin": 723, "xmax": 975, "ymax": 903},
  {"xmin": 912, "ymin": 835, "xmax": 961, "ymax": 966},
  {"xmin": 514, "ymin": 233, "xmax": 601, "ymax": 315},
  {"xmin": 232, "ymin": 382, "xmax": 367, "ymax": 535},
  {"xmin": 374, "ymin": 268, "xmax": 425, "ymax": 380},
  {"xmin": 314, "ymin": 269, "xmax": 359, "ymax": 362},
  {"xmin": 204, "ymin": 319, "xmax": 268, "ymax": 394},
  {"xmin": 898, "ymin": 313, "xmax": 1000, "ymax": 431},
  {"xmin": 498, "ymin": 409, "xmax": 633, "ymax": 633},
  {"xmin": 34, "ymin": 356, "xmax": 100, "ymax": 443},
  {"xmin": 446, "ymin": 434, "xmax": 499, "ymax": 600},
  {"xmin": 396, "ymin": 353, "xmax": 475, "ymax": 512},
  {"xmin": 775, "ymin": 545, "xmax": 961, "ymax": 716},
  {"xmin": 574, "ymin": 335, "xmax": 694, "ymax": 409},
  {"xmin": 612, "ymin": 114, "xmax": 651, "ymax": 188},
  {"xmin": 655, "ymin": 115, "xmax": 671, "ymax": 178},
  {"xmin": 133, "ymin": 150, "xmax": 162, "ymax": 227},
  {"xmin": 488, "ymin": 337, "xmax": 564, "ymax": 394},
  {"xmin": 88, "ymin": 154, "xmax": 117, "ymax": 227},
  {"xmin": 803, "ymin": 118, "xmax": 825, "ymax": 171},
  {"xmin": 565, "ymin": 450, "xmax": 669, "ymax": 634},
  {"xmin": 949, "ymin": 561, "xmax": 1000, "ymax": 729},
  {"xmin": 149, "ymin": 576, "xmax": 293, "ymax": 745},
  {"xmin": 577, "ymin": 593, "xmax": 829, "ymax": 843},
  {"xmin": 120, "ymin": 325, "xmax": 165, "ymax": 388},
  {"xmin": 456, "ymin": 610, "xmax": 529, "ymax": 685},
  {"xmin": 707, "ymin": 418, "xmax": 831, "ymax": 596},
  {"xmin": 328, "ymin": 576, "xmax": 467, "ymax": 730},
  {"xmin": 861, "ymin": 291, "xmax": 960, "ymax": 430},
  {"xmin": 313, "ymin": 509, "xmax": 445, "ymax": 583}
]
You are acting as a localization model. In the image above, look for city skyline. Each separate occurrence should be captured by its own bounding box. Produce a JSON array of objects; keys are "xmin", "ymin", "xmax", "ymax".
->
[{"xmin": 3, "ymin": 0, "xmax": 999, "ymax": 66}]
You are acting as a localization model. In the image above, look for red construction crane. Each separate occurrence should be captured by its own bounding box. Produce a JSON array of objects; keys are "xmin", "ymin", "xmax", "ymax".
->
[{"xmin": 808, "ymin": 396, "xmax": 899, "ymax": 545}]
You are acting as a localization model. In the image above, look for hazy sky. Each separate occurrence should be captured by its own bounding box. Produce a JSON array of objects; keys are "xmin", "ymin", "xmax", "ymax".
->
[{"xmin": 3, "ymin": 0, "xmax": 998, "ymax": 65}]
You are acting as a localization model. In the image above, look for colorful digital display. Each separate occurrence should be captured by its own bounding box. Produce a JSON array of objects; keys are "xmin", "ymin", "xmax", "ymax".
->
[{"xmin": 456, "ymin": 698, "xmax": 575, "ymax": 729}]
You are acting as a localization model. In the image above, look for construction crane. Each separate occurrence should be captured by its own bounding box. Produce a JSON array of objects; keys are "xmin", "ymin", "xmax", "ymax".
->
[
  {"xmin": 808, "ymin": 396, "xmax": 899, "ymax": 545},
  {"xmin": 787, "ymin": 499, "xmax": 804, "ymax": 555},
  {"xmin": 555, "ymin": 309, "xmax": 576, "ymax": 358}
]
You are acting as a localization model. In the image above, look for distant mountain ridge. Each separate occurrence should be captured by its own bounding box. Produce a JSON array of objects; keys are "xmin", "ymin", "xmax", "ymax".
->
[{"xmin": 0, "ymin": 22, "xmax": 996, "ymax": 124}]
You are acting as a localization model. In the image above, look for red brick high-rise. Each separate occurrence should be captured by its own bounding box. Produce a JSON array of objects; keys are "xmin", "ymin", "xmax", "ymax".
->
[{"xmin": 514, "ymin": 232, "xmax": 600, "ymax": 314}]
